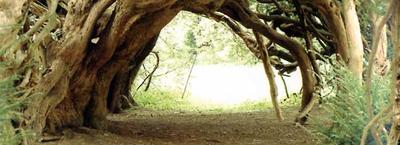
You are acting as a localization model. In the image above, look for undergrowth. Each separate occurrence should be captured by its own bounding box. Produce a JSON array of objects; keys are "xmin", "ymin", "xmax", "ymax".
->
[
  {"xmin": 0, "ymin": 48, "xmax": 26, "ymax": 145},
  {"xmin": 0, "ymin": 76, "xmax": 23, "ymax": 144},
  {"xmin": 315, "ymin": 64, "xmax": 391, "ymax": 145}
]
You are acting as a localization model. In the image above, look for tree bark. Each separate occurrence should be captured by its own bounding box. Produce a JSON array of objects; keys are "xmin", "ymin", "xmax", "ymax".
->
[
  {"xmin": 388, "ymin": 1, "xmax": 400, "ymax": 143},
  {"xmin": 18, "ymin": 0, "xmax": 183, "ymax": 134},
  {"xmin": 343, "ymin": 0, "xmax": 364, "ymax": 79},
  {"xmin": 108, "ymin": 35, "xmax": 159, "ymax": 113},
  {"xmin": 3, "ymin": 0, "xmax": 359, "ymax": 136},
  {"xmin": 0, "ymin": 0, "xmax": 29, "ymax": 43},
  {"xmin": 0, "ymin": 0, "xmax": 30, "ymax": 79},
  {"xmin": 255, "ymin": 33, "xmax": 284, "ymax": 121},
  {"xmin": 311, "ymin": 0, "xmax": 350, "ymax": 63}
]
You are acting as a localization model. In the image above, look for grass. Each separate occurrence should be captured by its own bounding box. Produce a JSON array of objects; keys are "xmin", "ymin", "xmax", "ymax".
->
[
  {"xmin": 133, "ymin": 89, "xmax": 194, "ymax": 111},
  {"xmin": 131, "ymin": 88, "xmax": 301, "ymax": 113}
]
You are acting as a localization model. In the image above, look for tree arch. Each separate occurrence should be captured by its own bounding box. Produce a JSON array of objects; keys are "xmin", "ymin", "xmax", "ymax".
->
[{"xmin": 0, "ymin": 0, "xmax": 362, "ymax": 137}]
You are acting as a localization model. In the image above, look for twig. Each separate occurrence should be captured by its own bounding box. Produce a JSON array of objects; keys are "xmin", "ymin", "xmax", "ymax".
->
[
  {"xmin": 136, "ymin": 52, "xmax": 160, "ymax": 91},
  {"xmin": 279, "ymin": 74, "xmax": 290, "ymax": 99},
  {"xmin": 181, "ymin": 52, "xmax": 197, "ymax": 99},
  {"xmin": 144, "ymin": 52, "xmax": 160, "ymax": 91},
  {"xmin": 360, "ymin": 104, "xmax": 393, "ymax": 145}
]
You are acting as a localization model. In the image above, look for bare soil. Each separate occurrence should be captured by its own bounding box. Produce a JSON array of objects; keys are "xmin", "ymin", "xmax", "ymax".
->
[{"xmin": 39, "ymin": 107, "xmax": 323, "ymax": 145}]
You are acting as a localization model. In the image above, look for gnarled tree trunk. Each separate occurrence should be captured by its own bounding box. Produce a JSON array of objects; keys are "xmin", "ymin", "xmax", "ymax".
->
[
  {"xmin": 12, "ymin": 0, "xmax": 183, "ymax": 135},
  {"xmin": 2, "ymin": 0, "xmax": 345, "ymax": 137},
  {"xmin": 108, "ymin": 34, "xmax": 159, "ymax": 113}
]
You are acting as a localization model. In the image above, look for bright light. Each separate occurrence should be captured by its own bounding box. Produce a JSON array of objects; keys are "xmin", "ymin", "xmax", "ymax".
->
[{"xmin": 187, "ymin": 64, "xmax": 302, "ymax": 106}]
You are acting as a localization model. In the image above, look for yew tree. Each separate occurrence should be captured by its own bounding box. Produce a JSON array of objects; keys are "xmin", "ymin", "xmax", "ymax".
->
[{"xmin": 0, "ymin": 0, "xmax": 368, "ymax": 138}]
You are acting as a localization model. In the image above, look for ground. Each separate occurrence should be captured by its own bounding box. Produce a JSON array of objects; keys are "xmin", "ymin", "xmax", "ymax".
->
[{"xmin": 38, "ymin": 106, "xmax": 324, "ymax": 145}]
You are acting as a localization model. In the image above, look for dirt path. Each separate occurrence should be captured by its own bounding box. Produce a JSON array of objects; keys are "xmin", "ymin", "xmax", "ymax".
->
[{"xmin": 42, "ymin": 108, "xmax": 321, "ymax": 145}]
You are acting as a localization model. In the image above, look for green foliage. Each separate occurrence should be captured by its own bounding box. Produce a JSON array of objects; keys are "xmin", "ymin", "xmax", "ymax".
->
[
  {"xmin": 232, "ymin": 101, "xmax": 272, "ymax": 112},
  {"xmin": 135, "ymin": 11, "xmax": 260, "ymax": 93},
  {"xmin": 154, "ymin": 11, "xmax": 258, "ymax": 67},
  {"xmin": 359, "ymin": 0, "xmax": 388, "ymax": 17},
  {"xmin": 184, "ymin": 30, "xmax": 197, "ymax": 49},
  {"xmin": 315, "ymin": 64, "xmax": 391, "ymax": 145},
  {"xmin": 0, "ymin": 26, "xmax": 29, "ymax": 144},
  {"xmin": 132, "ymin": 89, "xmax": 274, "ymax": 113},
  {"xmin": 0, "ymin": 76, "xmax": 23, "ymax": 145},
  {"xmin": 133, "ymin": 89, "xmax": 192, "ymax": 111},
  {"xmin": 280, "ymin": 93, "xmax": 301, "ymax": 108}
]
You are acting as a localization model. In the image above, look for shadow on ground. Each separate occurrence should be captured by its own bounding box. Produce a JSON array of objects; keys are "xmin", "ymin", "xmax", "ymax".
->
[{"xmin": 39, "ymin": 107, "xmax": 322, "ymax": 145}]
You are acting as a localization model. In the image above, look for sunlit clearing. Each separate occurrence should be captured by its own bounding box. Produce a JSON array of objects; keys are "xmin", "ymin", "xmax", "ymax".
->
[
  {"xmin": 134, "ymin": 12, "xmax": 304, "ymax": 109},
  {"xmin": 187, "ymin": 64, "xmax": 302, "ymax": 106}
]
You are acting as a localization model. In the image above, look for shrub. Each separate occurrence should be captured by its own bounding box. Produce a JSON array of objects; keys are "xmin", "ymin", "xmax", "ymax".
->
[
  {"xmin": 315, "ymin": 64, "xmax": 391, "ymax": 145},
  {"xmin": 0, "ymin": 76, "xmax": 23, "ymax": 145}
]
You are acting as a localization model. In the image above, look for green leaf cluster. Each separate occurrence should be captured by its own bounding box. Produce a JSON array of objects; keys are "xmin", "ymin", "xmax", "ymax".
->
[{"xmin": 315, "ymin": 62, "xmax": 391, "ymax": 145}]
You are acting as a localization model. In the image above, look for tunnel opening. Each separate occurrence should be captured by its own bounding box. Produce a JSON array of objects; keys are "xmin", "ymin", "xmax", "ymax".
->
[{"xmin": 130, "ymin": 11, "xmax": 302, "ymax": 113}]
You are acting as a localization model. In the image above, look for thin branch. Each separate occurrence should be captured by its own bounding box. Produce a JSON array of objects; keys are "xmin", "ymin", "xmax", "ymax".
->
[
  {"xmin": 304, "ymin": 14, "xmax": 333, "ymax": 44},
  {"xmin": 136, "ymin": 52, "xmax": 160, "ymax": 91},
  {"xmin": 144, "ymin": 52, "xmax": 160, "ymax": 91},
  {"xmin": 255, "ymin": 32, "xmax": 284, "ymax": 121},
  {"xmin": 256, "ymin": 0, "xmax": 274, "ymax": 3},
  {"xmin": 360, "ymin": 104, "xmax": 393, "ymax": 145},
  {"xmin": 209, "ymin": 12, "xmax": 260, "ymax": 57},
  {"xmin": 279, "ymin": 73, "xmax": 290, "ymax": 100},
  {"xmin": 257, "ymin": 14, "xmax": 301, "ymax": 25},
  {"xmin": 181, "ymin": 52, "xmax": 197, "ymax": 99}
]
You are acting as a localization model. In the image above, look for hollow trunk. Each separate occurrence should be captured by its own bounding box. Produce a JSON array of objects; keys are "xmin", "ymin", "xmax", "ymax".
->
[
  {"xmin": 18, "ymin": 0, "xmax": 182, "ymax": 135},
  {"xmin": 108, "ymin": 35, "xmax": 159, "ymax": 113},
  {"xmin": 13, "ymin": 0, "xmax": 239, "ymax": 136}
]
